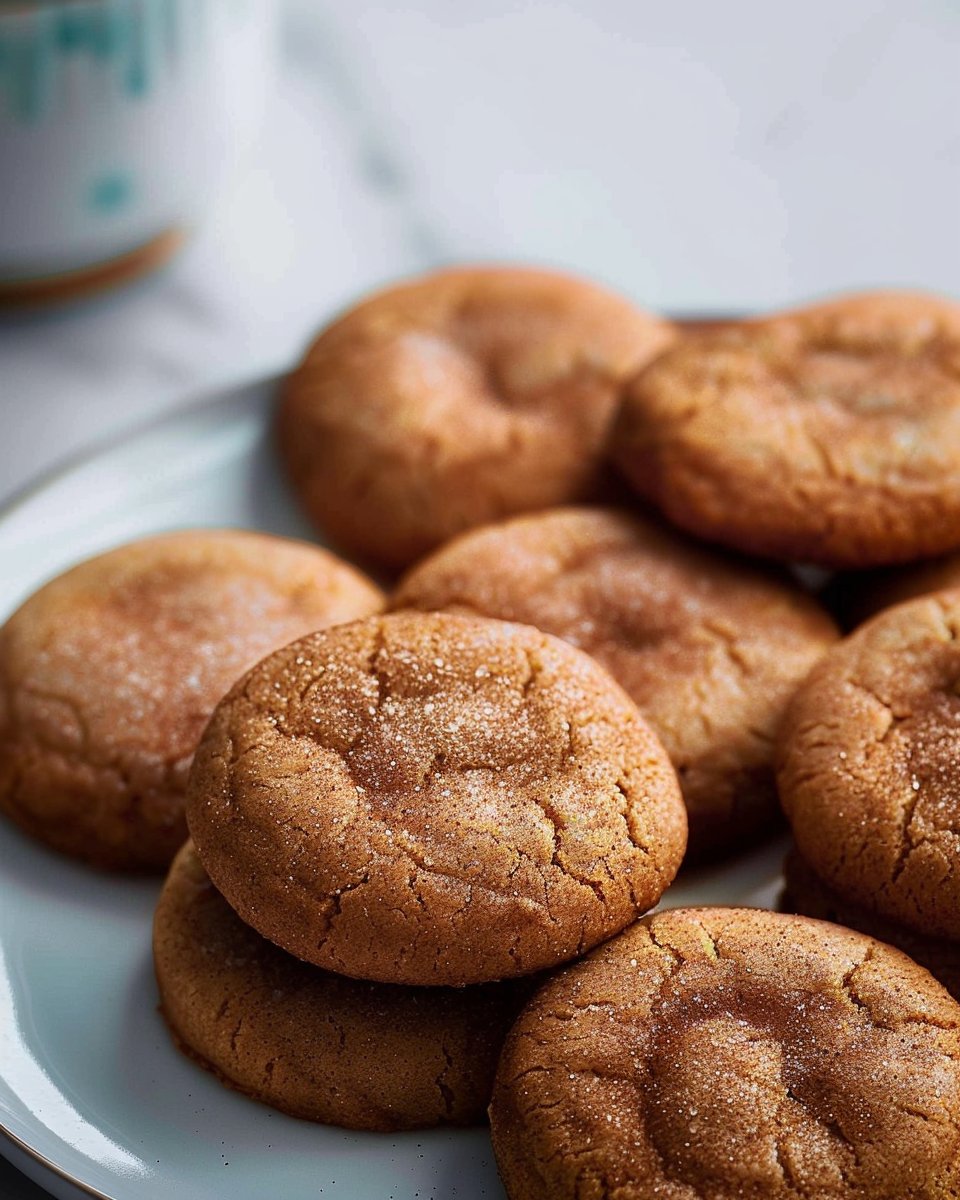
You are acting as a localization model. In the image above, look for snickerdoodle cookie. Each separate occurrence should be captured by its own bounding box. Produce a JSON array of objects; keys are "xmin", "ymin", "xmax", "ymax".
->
[
  {"xmin": 613, "ymin": 291, "xmax": 960, "ymax": 567},
  {"xmin": 0, "ymin": 531, "xmax": 384, "ymax": 870},
  {"xmin": 394, "ymin": 507, "xmax": 838, "ymax": 859},
  {"xmin": 490, "ymin": 906, "xmax": 960, "ymax": 1200},
  {"xmin": 778, "ymin": 589, "xmax": 960, "ymax": 941},
  {"xmin": 278, "ymin": 267, "xmax": 676, "ymax": 568},
  {"xmin": 186, "ymin": 612, "xmax": 686, "ymax": 986},
  {"xmin": 155, "ymin": 843, "xmax": 534, "ymax": 1130},
  {"xmin": 783, "ymin": 847, "xmax": 960, "ymax": 1001}
]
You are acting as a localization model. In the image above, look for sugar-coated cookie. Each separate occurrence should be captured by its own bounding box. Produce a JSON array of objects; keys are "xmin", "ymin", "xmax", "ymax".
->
[
  {"xmin": 155, "ymin": 843, "xmax": 534, "ymax": 1130},
  {"xmin": 613, "ymin": 291, "xmax": 960, "ymax": 567},
  {"xmin": 187, "ymin": 612, "xmax": 686, "ymax": 986},
  {"xmin": 778, "ymin": 590, "xmax": 960, "ymax": 941},
  {"xmin": 278, "ymin": 266, "xmax": 676, "ymax": 568},
  {"xmin": 0, "ymin": 531, "xmax": 384, "ymax": 870},
  {"xmin": 394, "ymin": 507, "xmax": 838, "ymax": 858},
  {"xmin": 491, "ymin": 906, "xmax": 960, "ymax": 1199},
  {"xmin": 783, "ymin": 847, "xmax": 960, "ymax": 1001}
]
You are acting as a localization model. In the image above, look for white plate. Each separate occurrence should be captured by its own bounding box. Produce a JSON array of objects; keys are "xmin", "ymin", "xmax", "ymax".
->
[{"xmin": 0, "ymin": 377, "xmax": 788, "ymax": 1200}]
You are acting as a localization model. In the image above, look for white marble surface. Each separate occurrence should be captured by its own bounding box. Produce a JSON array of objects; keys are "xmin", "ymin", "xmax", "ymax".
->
[{"xmin": 1, "ymin": 2, "xmax": 959, "ymax": 1196}]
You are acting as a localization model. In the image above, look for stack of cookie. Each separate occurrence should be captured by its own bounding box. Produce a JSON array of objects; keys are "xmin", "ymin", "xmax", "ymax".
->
[
  {"xmin": 272, "ymin": 270, "xmax": 960, "ymax": 1193},
  {"xmin": 6, "ymin": 265, "xmax": 960, "ymax": 1195},
  {"xmin": 161, "ymin": 611, "xmax": 688, "ymax": 1129}
]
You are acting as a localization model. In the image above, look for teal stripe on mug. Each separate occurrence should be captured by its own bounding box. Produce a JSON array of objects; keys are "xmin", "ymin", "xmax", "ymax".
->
[{"xmin": 0, "ymin": 0, "xmax": 236, "ymax": 121}]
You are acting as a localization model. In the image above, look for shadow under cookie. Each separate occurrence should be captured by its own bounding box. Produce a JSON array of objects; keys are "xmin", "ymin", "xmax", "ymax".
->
[{"xmin": 153, "ymin": 843, "xmax": 536, "ymax": 1132}]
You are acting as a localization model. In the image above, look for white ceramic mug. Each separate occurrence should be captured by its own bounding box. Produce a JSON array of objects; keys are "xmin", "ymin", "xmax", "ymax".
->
[{"xmin": 0, "ymin": 0, "xmax": 276, "ymax": 299}]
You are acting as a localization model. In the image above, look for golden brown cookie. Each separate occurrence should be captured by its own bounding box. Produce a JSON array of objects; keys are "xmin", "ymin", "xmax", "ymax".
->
[
  {"xmin": 393, "ymin": 507, "xmax": 838, "ymax": 859},
  {"xmin": 0, "ymin": 531, "xmax": 384, "ymax": 870},
  {"xmin": 490, "ymin": 906, "xmax": 960, "ymax": 1200},
  {"xmin": 186, "ymin": 611, "xmax": 686, "ymax": 986},
  {"xmin": 782, "ymin": 847, "xmax": 960, "ymax": 1001},
  {"xmin": 613, "ymin": 291, "xmax": 960, "ymax": 567},
  {"xmin": 778, "ymin": 589, "xmax": 960, "ymax": 941},
  {"xmin": 154, "ymin": 842, "xmax": 534, "ymax": 1130},
  {"xmin": 278, "ymin": 266, "xmax": 676, "ymax": 568}
]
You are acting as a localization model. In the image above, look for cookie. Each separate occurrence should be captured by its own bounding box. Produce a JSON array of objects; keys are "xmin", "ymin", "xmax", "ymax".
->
[
  {"xmin": 278, "ymin": 266, "xmax": 676, "ymax": 568},
  {"xmin": 0, "ymin": 530, "xmax": 384, "ymax": 870},
  {"xmin": 186, "ymin": 611, "xmax": 686, "ymax": 986},
  {"xmin": 393, "ymin": 507, "xmax": 838, "ymax": 859},
  {"xmin": 783, "ymin": 847, "xmax": 960, "ymax": 1001},
  {"xmin": 613, "ymin": 291, "xmax": 960, "ymax": 567},
  {"xmin": 490, "ymin": 906, "xmax": 960, "ymax": 1200},
  {"xmin": 154, "ymin": 842, "xmax": 534, "ymax": 1130},
  {"xmin": 777, "ymin": 589, "xmax": 960, "ymax": 941}
]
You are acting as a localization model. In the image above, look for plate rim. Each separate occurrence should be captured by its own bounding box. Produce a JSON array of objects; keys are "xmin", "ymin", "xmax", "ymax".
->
[
  {"xmin": 0, "ymin": 371, "xmax": 284, "ymax": 1200},
  {"xmin": 0, "ymin": 370, "xmax": 285, "ymax": 527},
  {"xmin": 1, "ymin": 1123, "xmax": 115, "ymax": 1200}
]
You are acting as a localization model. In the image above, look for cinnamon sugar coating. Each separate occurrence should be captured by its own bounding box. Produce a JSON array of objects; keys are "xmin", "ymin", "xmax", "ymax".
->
[
  {"xmin": 491, "ymin": 906, "xmax": 960, "ymax": 1199},
  {"xmin": 394, "ymin": 507, "xmax": 838, "ymax": 858},
  {"xmin": 278, "ymin": 266, "xmax": 676, "ymax": 568},
  {"xmin": 186, "ymin": 612, "xmax": 686, "ymax": 986},
  {"xmin": 613, "ymin": 292, "xmax": 960, "ymax": 567},
  {"xmin": 783, "ymin": 847, "xmax": 960, "ymax": 1002},
  {"xmin": 778, "ymin": 590, "xmax": 960, "ymax": 941},
  {"xmin": 0, "ymin": 531, "xmax": 384, "ymax": 870},
  {"xmin": 154, "ymin": 843, "xmax": 534, "ymax": 1130}
]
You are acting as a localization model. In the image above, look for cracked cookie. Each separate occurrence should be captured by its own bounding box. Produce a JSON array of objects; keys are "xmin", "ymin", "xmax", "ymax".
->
[
  {"xmin": 490, "ymin": 906, "xmax": 960, "ymax": 1200},
  {"xmin": 777, "ymin": 590, "xmax": 960, "ymax": 942},
  {"xmin": 155, "ymin": 842, "xmax": 534, "ymax": 1130},
  {"xmin": 277, "ymin": 266, "xmax": 676, "ymax": 569},
  {"xmin": 393, "ymin": 507, "xmax": 838, "ymax": 859},
  {"xmin": 0, "ymin": 530, "xmax": 384, "ymax": 870},
  {"xmin": 186, "ymin": 611, "xmax": 686, "ymax": 986},
  {"xmin": 612, "ymin": 291, "xmax": 960, "ymax": 567},
  {"xmin": 782, "ymin": 847, "xmax": 960, "ymax": 1001}
]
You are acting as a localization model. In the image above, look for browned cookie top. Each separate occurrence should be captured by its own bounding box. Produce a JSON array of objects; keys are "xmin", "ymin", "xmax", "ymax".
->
[
  {"xmin": 278, "ymin": 266, "xmax": 676, "ymax": 568},
  {"xmin": 778, "ymin": 590, "xmax": 960, "ymax": 940},
  {"xmin": 186, "ymin": 611, "xmax": 686, "ymax": 987},
  {"xmin": 783, "ymin": 847, "xmax": 960, "ymax": 1002},
  {"xmin": 613, "ymin": 291, "xmax": 960, "ymax": 567},
  {"xmin": 491, "ymin": 907, "xmax": 960, "ymax": 1200},
  {"xmin": 154, "ymin": 842, "xmax": 534, "ymax": 1130},
  {"xmin": 394, "ymin": 507, "xmax": 838, "ymax": 858},
  {"xmin": 0, "ymin": 530, "xmax": 384, "ymax": 870}
]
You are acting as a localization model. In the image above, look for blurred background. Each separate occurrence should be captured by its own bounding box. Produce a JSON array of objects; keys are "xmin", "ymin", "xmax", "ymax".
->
[{"xmin": 1, "ymin": 0, "xmax": 958, "ymax": 500}]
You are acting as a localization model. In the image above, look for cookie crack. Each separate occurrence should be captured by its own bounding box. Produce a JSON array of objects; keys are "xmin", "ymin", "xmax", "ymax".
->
[
  {"xmin": 700, "ymin": 619, "xmax": 756, "ymax": 682},
  {"xmin": 436, "ymin": 1041, "xmax": 456, "ymax": 1118},
  {"xmin": 314, "ymin": 874, "xmax": 371, "ymax": 954},
  {"xmin": 368, "ymin": 622, "xmax": 390, "ymax": 712},
  {"xmin": 889, "ymin": 782, "xmax": 925, "ymax": 888},
  {"xmin": 521, "ymin": 648, "xmax": 545, "ymax": 700}
]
